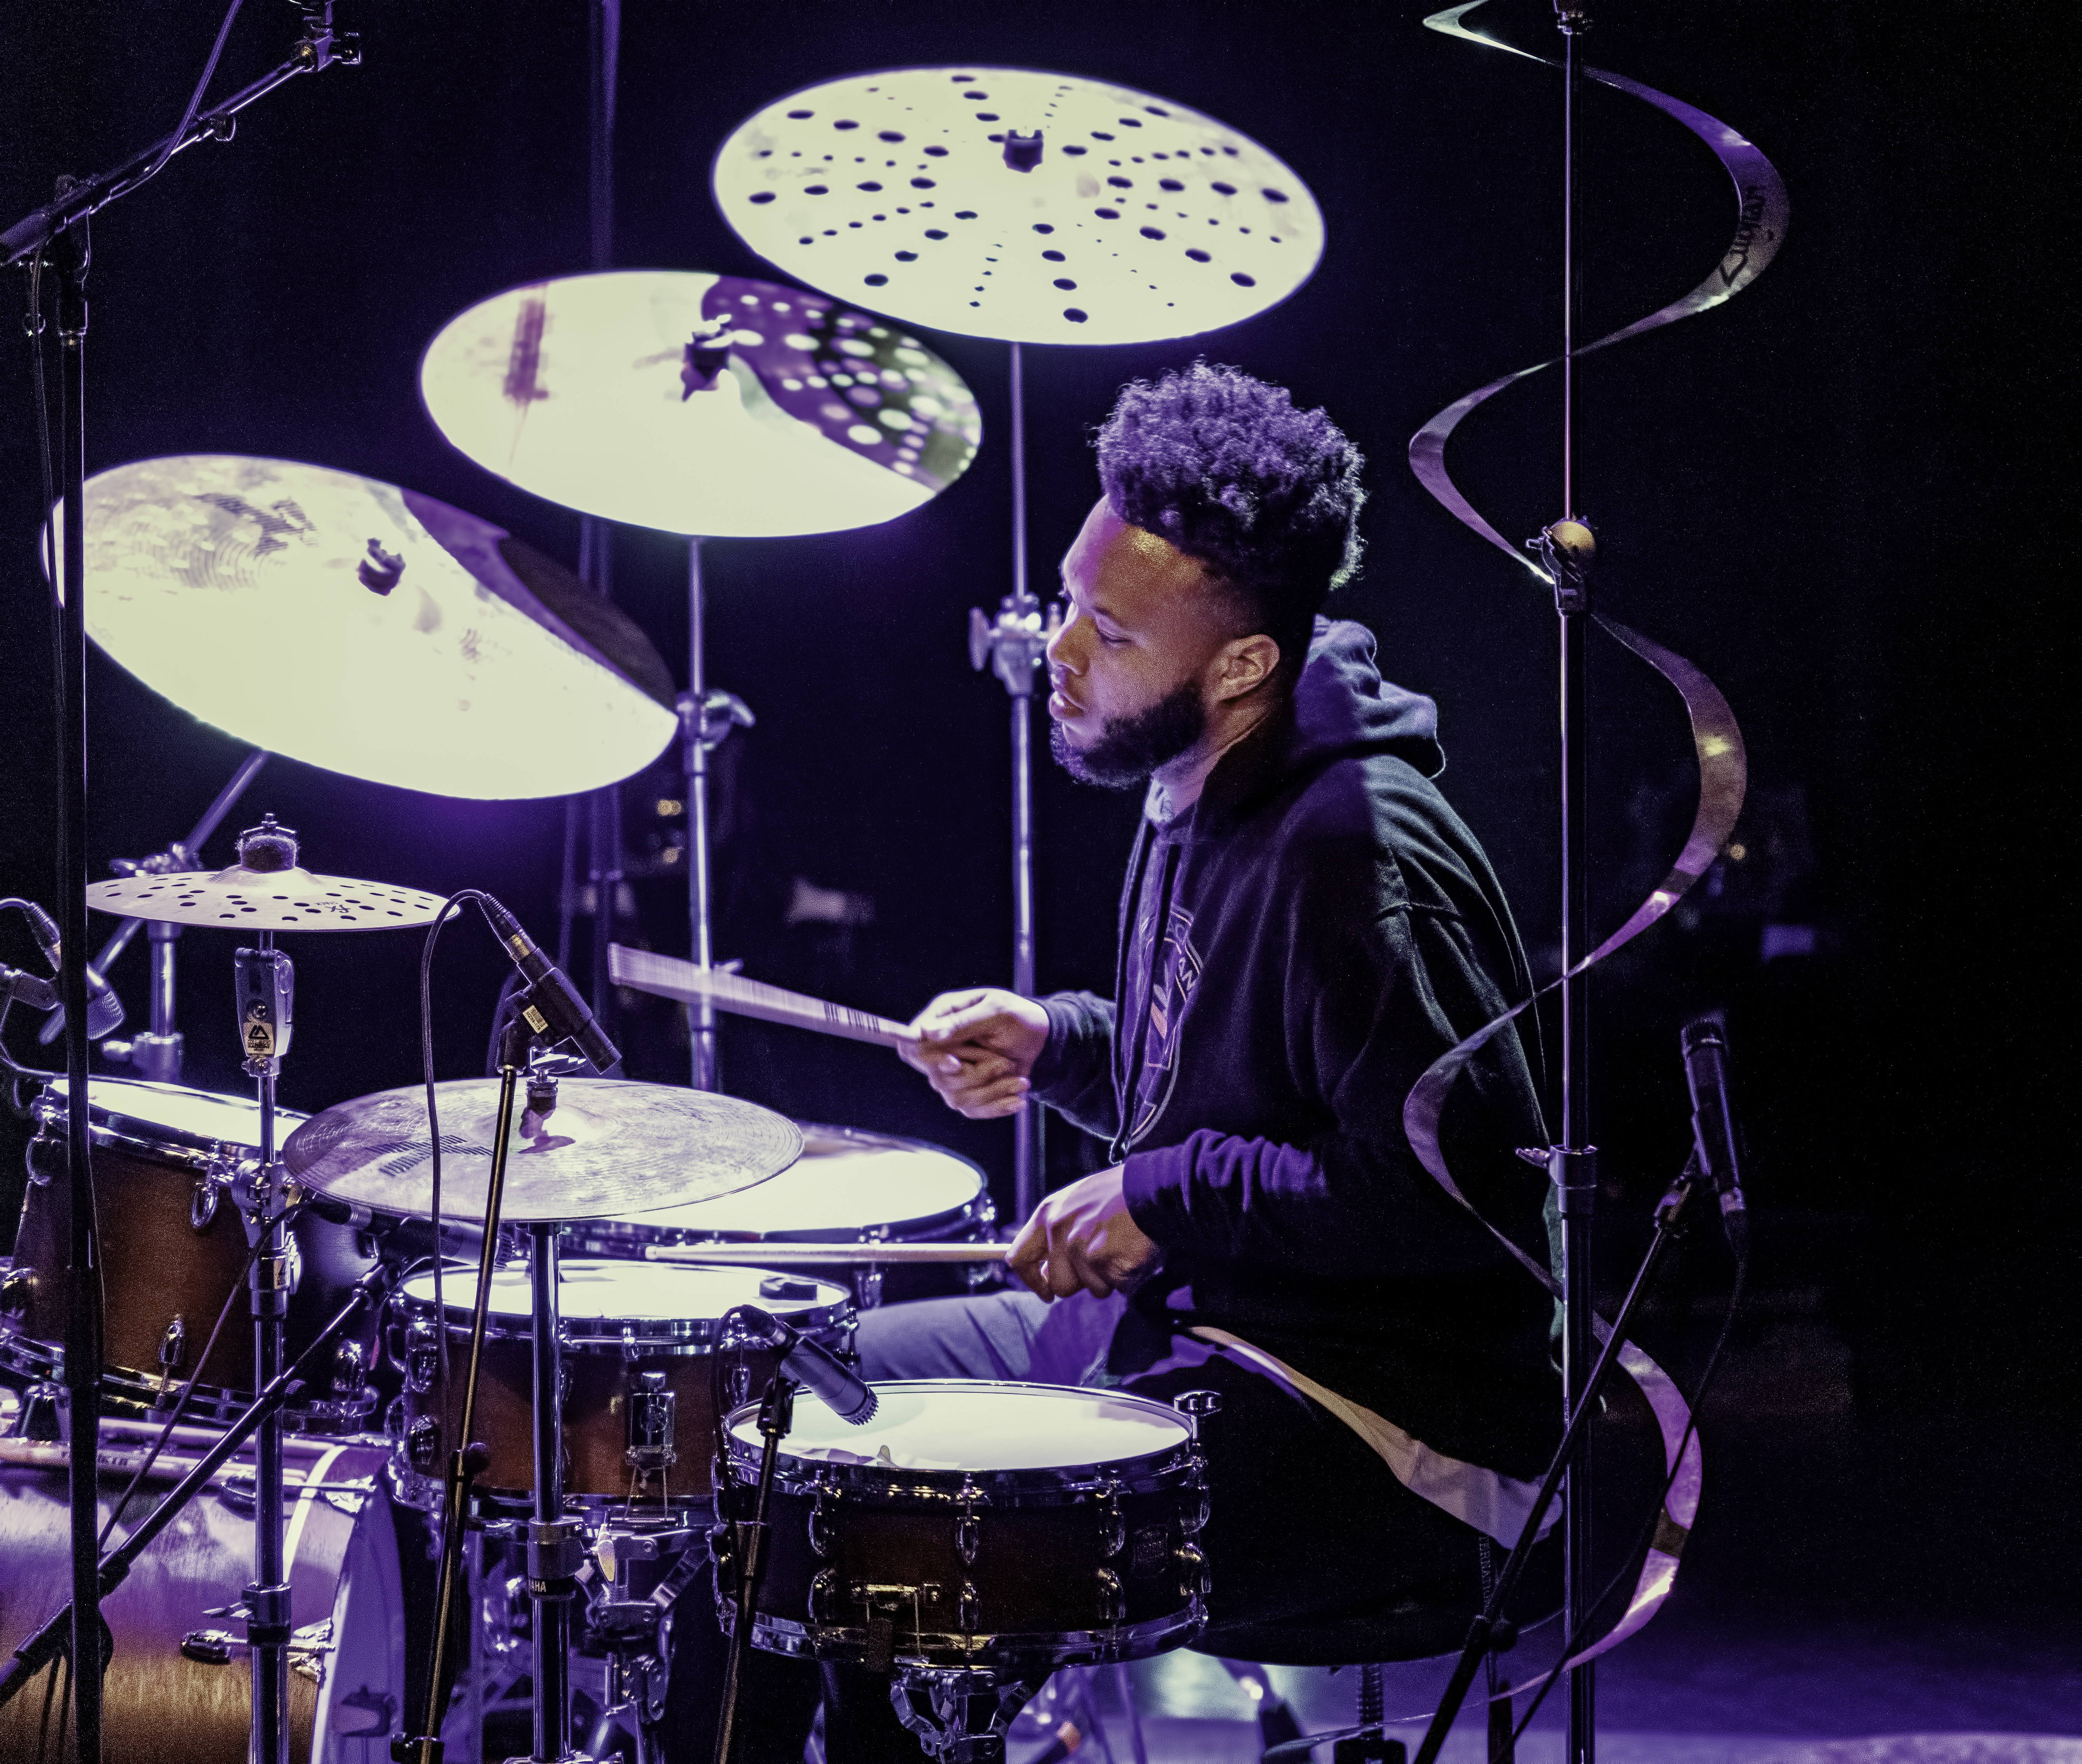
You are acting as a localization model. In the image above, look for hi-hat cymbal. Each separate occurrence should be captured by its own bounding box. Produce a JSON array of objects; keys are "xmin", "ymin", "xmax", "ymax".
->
[
  {"xmin": 86, "ymin": 863, "xmax": 452, "ymax": 931},
  {"xmin": 713, "ymin": 67, "xmax": 1324, "ymax": 347},
  {"xmin": 284, "ymin": 1079, "xmax": 802, "ymax": 1224},
  {"xmin": 58, "ymin": 456, "xmax": 680, "ymax": 800},
  {"xmin": 419, "ymin": 270, "xmax": 982, "ymax": 537}
]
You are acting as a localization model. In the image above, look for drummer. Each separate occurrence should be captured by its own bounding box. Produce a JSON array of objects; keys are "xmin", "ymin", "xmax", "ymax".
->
[{"xmin": 817, "ymin": 363, "xmax": 1557, "ymax": 1757}]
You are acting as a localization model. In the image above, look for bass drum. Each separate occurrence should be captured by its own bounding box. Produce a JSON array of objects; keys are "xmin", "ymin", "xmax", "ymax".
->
[{"xmin": 0, "ymin": 1436, "xmax": 408, "ymax": 1764}]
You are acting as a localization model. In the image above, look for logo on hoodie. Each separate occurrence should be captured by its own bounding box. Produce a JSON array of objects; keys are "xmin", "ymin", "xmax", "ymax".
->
[{"xmin": 1125, "ymin": 901, "xmax": 1202, "ymax": 1146}]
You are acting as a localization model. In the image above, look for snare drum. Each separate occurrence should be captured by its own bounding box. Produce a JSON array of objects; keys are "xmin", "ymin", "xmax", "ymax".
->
[
  {"xmin": 2, "ymin": 1078, "xmax": 376, "ymax": 1424},
  {"xmin": 568, "ymin": 1123, "xmax": 994, "ymax": 1305},
  {"xmin": 718, "ymin": 1381, "xmax": 1210, "ymax": 1675},
  {"xmin": 386, "ymin": 1259, "xmax": 854, "ymax": 1511}
]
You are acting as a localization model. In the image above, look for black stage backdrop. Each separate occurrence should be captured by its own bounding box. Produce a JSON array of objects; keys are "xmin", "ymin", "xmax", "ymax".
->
[{"xmin": 0, "ymin": 0, "xmax": 2070, "ymax": 1605}]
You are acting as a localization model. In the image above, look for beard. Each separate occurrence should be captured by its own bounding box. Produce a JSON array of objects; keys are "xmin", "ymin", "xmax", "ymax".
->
[{"xmin": 1049, "ymin": 677, "xmax": 1206, "ymax": 788}]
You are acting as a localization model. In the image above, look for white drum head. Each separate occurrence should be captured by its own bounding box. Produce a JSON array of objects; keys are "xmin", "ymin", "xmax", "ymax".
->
[
  {"xmin": 402, "ymin": 1259, "xmax": 848, "ymax": 1324},
  {"xmin": 48, "ymin": 1077, "xmax": 307, "ymax": 1150},
  {"xmin": 609, "ymin": 1127, "xmax": 981, "ymax": 1236},
  {"xmin": 742, "ymin": 1380, "xmax": 1191, "ymax": 1472}
]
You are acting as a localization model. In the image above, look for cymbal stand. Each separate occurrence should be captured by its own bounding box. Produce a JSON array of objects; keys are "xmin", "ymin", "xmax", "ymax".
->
[
  {"xmin": 7, "ymin": 17, "xmax": 358, "ymax": 1759},
  {"xmin": 231, "ymin": 816, "xmax": 304, "ymax": 1764},
  {"xmin": 967, "ymin": 342, "xmax": 1059, "ymax": 1222},
  {"xmin": 680, "ymin": 537, "xmax": 755, "ymax": 1093},
  {"xmin": 70, "ymin": 746, "xmax": 271, "ymax": 1080}
]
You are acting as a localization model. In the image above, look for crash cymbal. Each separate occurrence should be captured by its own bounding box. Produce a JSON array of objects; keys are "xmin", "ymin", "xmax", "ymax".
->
[
  {"xmin": 86, "ymin": 862, "xmax": 451, "ymax": 931},
  {"xmin": 284, "ymin": 1078, "xmax": 802, "ymax": 1224},
  {"xmin": 713, "ymin": 66, "xmax": 1324, "ymax": 347},
  {"xmin": 419, "ymin": 269, "xmax": 982, "ymax": 536},
  {"xmin": 58, "ymin": 456, "xmax": 679, "ymax": 800}
]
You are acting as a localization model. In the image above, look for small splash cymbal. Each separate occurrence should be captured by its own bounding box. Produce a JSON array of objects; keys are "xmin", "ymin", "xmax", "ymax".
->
[{"xmin": 85, "ymin": 863, "xmax": 452, "ymax": 931}]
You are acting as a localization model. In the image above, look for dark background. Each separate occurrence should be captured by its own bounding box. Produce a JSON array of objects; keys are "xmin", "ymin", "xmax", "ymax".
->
[{"xmin": 1, "ymin": 0, "xmax": 2071, "ymax": 1654}]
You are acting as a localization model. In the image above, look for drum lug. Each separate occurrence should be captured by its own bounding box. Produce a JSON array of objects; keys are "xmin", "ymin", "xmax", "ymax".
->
[
  {"xmin": 0, "ymin": 1264, "xmax": 32, "ymax": 1319},
  {"xmin": 808, "ymin": 1565, "xmax": 840, "ymax": 1624},
  {"xmin": 156, "ymin": 1315, "xmax": 188, "ymax": 1390},
  {"xmin": 856, "ymin": 1229, "xmax": 891, "ymax": 1312},
  {"xmin": 401, "ymin": 1318, "xmax": 442, "ymax": 1394},
  {"xmin": 956, "ymin": 1476, "xmax": 982, "ymax": 1565},
  {"xmin": 24, "ymin": 1127, "xmax": 60, "ymax": 1188},
  {"xmin": 957, "ymin": 1581, "xmax": 981, "ymax": 1633},
  {"xmin": 191, "ymin": 1170, "xmax": 222, "ymax": 1230},
  {"xmin": 404, "ymin": 1414, "xmax": 442, "ymax": 1476},
  {"xmin": 1096, "ymin": 1477, "xmax": 1125, "ymax": 1558},
  {"xmin": 809, "ymin": 1485, "xmax": 840, "ymax": 1557},
  {"xmin": 1095, "ymin": 1566, "xmax": 1126, "ymax": 1628},
  {"xmin": 1174, "ymin": 1540, "xmax": 1211, "ymax": 1603},
  {"xmin": 625, "ymin": 1369, "xmax": 678, "ymax": 1472}
]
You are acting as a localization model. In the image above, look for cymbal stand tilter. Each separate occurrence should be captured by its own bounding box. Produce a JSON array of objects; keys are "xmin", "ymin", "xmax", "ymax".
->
[{"xmin": 967, "ymin": 340, "xmax": 1060, "ymax": 1224}]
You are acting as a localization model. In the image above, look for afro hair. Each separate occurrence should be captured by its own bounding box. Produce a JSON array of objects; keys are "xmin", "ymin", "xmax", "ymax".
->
[{"xmin": 1095, "ymin": 361, "xmax": 1365, "ymax": 660}]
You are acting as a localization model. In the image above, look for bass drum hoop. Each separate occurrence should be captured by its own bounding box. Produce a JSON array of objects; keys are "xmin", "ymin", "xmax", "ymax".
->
[{"xmin": 31, "ymin": 1076, "xmax": 310, "ymax": 1177}]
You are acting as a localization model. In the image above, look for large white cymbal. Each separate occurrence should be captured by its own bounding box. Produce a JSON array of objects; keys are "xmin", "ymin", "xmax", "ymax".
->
[
  {"xmin": 713, "ymin": 66, "xmax": 1324, "ymax": 347},
  {"xmin": 418, "ymin": 269, "xmax": 982, "ymax": 536},
  {"xmin": 58, "ymin": 456, "xmax": 680, "ymax": 800}
]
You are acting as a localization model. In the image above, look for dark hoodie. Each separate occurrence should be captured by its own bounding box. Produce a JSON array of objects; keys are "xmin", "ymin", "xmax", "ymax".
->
[{"xmin": 1031, "ymin": 618, "xmax": 1560, "ymax": 1478}]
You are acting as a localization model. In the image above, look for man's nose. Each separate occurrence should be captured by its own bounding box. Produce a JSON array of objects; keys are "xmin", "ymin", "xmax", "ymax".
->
[{"xmin": 1046, "ymin": 605, "xmax": 1082, "ymax": 672}]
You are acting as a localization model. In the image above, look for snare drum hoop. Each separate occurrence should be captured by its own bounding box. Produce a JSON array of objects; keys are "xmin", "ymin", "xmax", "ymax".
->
[
  {"xmin": 741, "ymin": 1604, "xmax": 1204, "ymax": 1672},
  {"xmin": 393, "ymin": 1260, "xmax": 855, "ymax": 1354},
  {"xmin": 721, "ymin": 1379, "xmax": 1200, "ymax": 1501},
  {"xmin": 34, "ymin": 1077, "xmax": 309, "ymax": 1177},
  {"xmin": 578, "ymin": 1123, "xmax": 991, "ymax": 1254}
]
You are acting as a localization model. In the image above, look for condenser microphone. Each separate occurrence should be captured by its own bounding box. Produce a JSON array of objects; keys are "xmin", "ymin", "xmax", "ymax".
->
[
  {"xmin": 1681, "ymin": 1017, "xmax": 1748, "ymax": 1249},
  {"xmin": 728, "ymin": 1304, "xmax": 878, "ymax": 1424},
  {"xmin": 481, "ymin": 898, "xmax": 620, "ymax": 1074}
]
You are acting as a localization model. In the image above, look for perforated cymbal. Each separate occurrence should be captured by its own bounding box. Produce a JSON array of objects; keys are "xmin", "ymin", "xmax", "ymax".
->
[
  {"xmin": 284, "ymin": 1079, "xmax": 802, "ymax": 1223},
  {"xmin": 713, "ymin": 66, "xmax": 1324, "ymax": 346},
  {"xmin": 419, "ymin": 270, "xmax": 982, "ymax": 536},
  {"xmin": 58, "ymin": 456, "xmax": 679, "ymax": 800},
  {"xmin": 86, "ymin": 864, "xmax": 451, "ymax": 931}
]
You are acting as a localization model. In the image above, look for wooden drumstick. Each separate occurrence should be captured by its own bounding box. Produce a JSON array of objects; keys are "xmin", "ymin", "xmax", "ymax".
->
[
  {"xmin": 642, "ymin": 1241, "xmax": 1011, "ymax": 1267},
  {"xmin": 608, "ymin": 944, "xmax": 921, "ymax": 1050}
]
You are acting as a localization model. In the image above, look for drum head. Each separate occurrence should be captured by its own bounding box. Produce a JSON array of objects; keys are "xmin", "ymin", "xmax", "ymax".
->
[
  {"xmin": 43, "ymin": 1076, "xmax": 307, "ymax": 1153},
  {"xmin": 740, "ymin": 1379, "xmax": 1192, "ymax": 1472},
  {"xmin": 402, "ymin": 1259, "xmax": 850, "ymax": 1326},
  {"xmin": 607, "ymin": 1125, "xmax": 983, "ymax": 1238}
]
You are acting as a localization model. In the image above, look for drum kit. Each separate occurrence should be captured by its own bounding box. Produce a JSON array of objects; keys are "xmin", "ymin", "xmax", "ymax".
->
[{"xmin": 1, "ymin": 56, "xmax": 1322, "ymax": 1764}]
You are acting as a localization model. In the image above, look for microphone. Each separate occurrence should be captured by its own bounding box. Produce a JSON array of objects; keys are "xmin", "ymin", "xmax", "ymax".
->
[
  {"xmin": 17, "ymin": 900, "xmax": 125, "ymax": 1041},
  {"xmin": 294, "ymin": 1187, "xmax": 375, "ymax": 1231},
  {"xmin": 1, "ymin": 964, "xmax": 59, "ymax": 1012},
  {"xmin": 729, "ymin": 1304, "xmax": 878, "ymax": 1424},
  {"xmin": 1680, "ymin": 1018, "xmax": 1748, "ymax": 1249},
  {"xmin": 481, "ymin": 898, "xmax": 620, "ymax": 1075}
]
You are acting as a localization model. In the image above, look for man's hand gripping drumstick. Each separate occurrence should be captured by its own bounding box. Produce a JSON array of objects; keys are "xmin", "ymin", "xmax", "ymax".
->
[{"xmin": 900, "ymin": 988, "xmax": 1157, "ymax": 1305}]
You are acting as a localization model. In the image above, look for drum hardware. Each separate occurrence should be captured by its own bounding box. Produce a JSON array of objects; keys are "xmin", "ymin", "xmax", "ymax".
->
[
  {"xmin": 44, "ymin": 747, "xmax": 272, "ymax": 1078},
  {"xmin": 711, "ymin": 1368, "xmax": 797, "ymax": 1764}
]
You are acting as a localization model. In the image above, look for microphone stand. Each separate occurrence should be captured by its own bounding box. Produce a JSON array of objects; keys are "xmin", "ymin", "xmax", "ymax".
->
[
  {"xmin": 394, "ymin": 1013, "xmax": 528, "ymax": 1764},
  {"xmin": 0, "ymin": 1263, "xmax": 393, "ymax": 1714},
  {"xmin": 711, "ymin": 1370, "xmax": 795, "ymax": 1764},
  {"xmin": 6, "ymin": 15, "xmax": 358, "ymax": 1759},
  {"xmin": 1404, "ymin": 1153, "xmax": 1710, "ymax": 1764}
]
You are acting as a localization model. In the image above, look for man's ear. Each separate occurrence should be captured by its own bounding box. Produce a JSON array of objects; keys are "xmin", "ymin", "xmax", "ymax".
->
[{"xmin": 1212, "ymin": 633, "xmax": 1281, "ymax": 702}]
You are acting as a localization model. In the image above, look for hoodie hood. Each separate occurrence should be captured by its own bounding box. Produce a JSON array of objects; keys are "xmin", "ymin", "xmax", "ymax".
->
[{"xmin": 1193, "ymin": 617, "xmax": 1444, "ymax": 837}]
